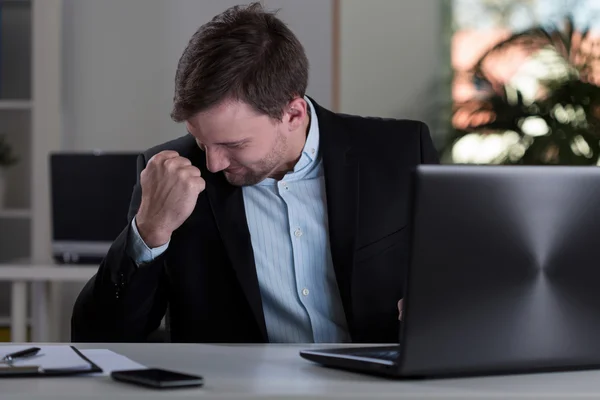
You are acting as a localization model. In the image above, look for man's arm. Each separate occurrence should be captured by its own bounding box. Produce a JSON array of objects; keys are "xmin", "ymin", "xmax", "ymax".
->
[
  {"xmin": 396, "ymin": 122, "xmax": 438, "ymax": 322},
  {"xmin": 71, "ymin": 154, "xmax": 169, "ymax": 342},
  {"xmin": 72, "ymin": 148, "xmax": 204, "ymax": 342},
  {"xmin": 419, "ymin": 122, "xmax": 440, "ymax": 164}
]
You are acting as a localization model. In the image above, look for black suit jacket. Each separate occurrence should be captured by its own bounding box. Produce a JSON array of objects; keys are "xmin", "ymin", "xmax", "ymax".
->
[{"xmin": 71, "ymin": 99, "xmax": 439, "ymax": 343}]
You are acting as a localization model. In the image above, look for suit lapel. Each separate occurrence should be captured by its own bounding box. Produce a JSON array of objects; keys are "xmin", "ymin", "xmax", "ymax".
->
[
  {"xmin": 189, "ymin": 144, "xmax": 268, "ymax": 342},
  {"xmin": 313, "ymin": 101, "xmax": 360, "ymax": 336}
]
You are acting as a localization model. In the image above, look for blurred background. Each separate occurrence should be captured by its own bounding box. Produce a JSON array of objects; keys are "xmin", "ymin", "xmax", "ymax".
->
[{"xmin": 0, "ymin": 0, "xmax": 598, "ymax": 343}]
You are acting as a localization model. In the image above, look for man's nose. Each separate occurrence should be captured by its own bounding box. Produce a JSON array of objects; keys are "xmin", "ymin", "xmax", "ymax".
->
[{"xmin": 205, "ymin": 147, "xmax": 230, "ymax": 173}]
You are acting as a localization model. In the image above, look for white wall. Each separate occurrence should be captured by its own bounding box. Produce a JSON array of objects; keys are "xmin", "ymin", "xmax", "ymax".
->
[
  {"xmin": 62, "ymin": 0, "xmax": 333, "ymax": 152},
  {"xmin": 339, "ymin": 0, "xmax": 446, "ymax": 143}
]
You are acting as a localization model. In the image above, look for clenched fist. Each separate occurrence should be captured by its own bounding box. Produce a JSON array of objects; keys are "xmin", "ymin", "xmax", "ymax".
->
[{"xmin": 135, "ymin": 150, "xmax": 205, "ymax": 247}]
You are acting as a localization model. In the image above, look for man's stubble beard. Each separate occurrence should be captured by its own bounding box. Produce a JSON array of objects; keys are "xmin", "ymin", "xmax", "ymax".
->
[{"xmin": 224, "ymin": 133, "xmax": 288, "ymax": 187}]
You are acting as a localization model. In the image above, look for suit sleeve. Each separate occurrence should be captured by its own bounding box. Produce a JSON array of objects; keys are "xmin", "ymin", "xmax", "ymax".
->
[
  {"xmin": 71, "ymin": 154, "xmax": 169, "ymax": 342},
  {"xmin": 418, "ymin": 122, "xmax": 440, "ymax": 164}
]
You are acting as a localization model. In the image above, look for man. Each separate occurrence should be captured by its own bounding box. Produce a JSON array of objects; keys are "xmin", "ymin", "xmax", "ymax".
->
[{"xmin": 71, "ymin": 2, "xmax": 438, "ymax": 344}]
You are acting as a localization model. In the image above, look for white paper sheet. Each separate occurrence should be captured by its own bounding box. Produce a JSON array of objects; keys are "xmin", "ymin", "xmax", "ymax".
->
[{"xmin": 80, "ymin": 349, "xmax": 147, "ymax": 376}]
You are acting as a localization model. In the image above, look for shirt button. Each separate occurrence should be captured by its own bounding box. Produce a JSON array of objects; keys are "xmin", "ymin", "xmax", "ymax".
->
[
  {"xmin": 294, "ymin": 228, "xmax": 303, "ymax": 237},
  {"xmin": 281, "ymin": 181, "xmax": 289, "ymax": 190},
  {"xmin": 302, "ymin": 288, "xmax": 309, "ymax": 296},
  {"xmin": 311, "ymin": 148, "xmax": 316, "ymax": 155}
]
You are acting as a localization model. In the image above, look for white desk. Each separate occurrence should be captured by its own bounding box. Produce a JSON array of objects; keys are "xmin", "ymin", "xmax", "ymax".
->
[
  {"xmin": 0, "ymin": 264, "xmax": 97, "ymax": 342},
  {"xmin": 2, "ymin": 342, "xmax": 600, "ymax": 399}
]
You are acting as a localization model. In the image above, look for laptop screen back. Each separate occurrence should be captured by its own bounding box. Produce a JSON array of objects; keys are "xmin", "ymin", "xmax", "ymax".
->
[{"xmin": 401, "ymin": 165, "xmax": 600, "ymax": 376}]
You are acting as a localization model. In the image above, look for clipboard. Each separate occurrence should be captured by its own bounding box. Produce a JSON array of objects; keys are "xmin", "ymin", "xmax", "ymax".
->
[{"xmin": 0, "ymin": 346, "xmax": 103, "ymax": 377}]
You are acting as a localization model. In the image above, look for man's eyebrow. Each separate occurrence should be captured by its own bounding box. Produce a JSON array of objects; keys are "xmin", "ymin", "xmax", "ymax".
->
[{"xmin": 214, "ymin": 139, "xmax": 250, "ymax": 146}]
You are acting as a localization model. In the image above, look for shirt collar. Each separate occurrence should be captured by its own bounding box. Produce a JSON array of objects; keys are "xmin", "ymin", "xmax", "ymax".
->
[
  {"xmin": 302, "ymin": 96, "xmax": 319, "ymax": 163},
  {"xmin": 287, "ymin": 96, "xmax": 319, "ymax": 176}
]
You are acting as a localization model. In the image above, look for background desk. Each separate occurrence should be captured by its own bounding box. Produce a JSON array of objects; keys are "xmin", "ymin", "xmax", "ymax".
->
[
  {"xmin": 0, "ymin": 264, "xmax": 97, "ymax": 342},
  {"xmin": 3, "ymin": 343, "xmax": 600, "ymax": 399}
]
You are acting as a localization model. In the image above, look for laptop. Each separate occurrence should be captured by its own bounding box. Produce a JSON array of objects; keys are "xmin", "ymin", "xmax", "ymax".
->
[
  {"xmin": 300, "ymin": 165, "xmax": 600, "ymax": 378},
  {"xmin": 50, "ymin": 152, "xmax": 138, "ymax": 264}
]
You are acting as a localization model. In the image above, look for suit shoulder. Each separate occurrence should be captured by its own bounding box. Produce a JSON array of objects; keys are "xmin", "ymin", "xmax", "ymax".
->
[
  {"xmin": 141, "ymin": 134, "xmax": 197, "ymax": 161},
  {"xmin": 336, "ymin": 112, "xmax": 428, "ymax": 140},
  {"xmin": 332, "ymin": 113, "xmax": 437, "ymax": 162}
]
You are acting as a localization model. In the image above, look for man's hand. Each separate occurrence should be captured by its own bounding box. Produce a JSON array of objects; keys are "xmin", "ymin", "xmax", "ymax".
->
[
  {"xmin": 398, "ymin": 299, "xmax": 404, "ymax": 321},
  {"xmin": 135, "ymin": 150, "xmax": 205, "ymax": 247}
]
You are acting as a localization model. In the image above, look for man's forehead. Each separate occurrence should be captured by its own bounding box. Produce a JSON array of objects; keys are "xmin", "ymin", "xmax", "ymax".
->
[
  {"xmin": 196, "ymin": 101, "xmax": 263, "ymax": 120},
  {"xmin": 190, "ymin": 104, "xmax": 270, "ymax": 130}
]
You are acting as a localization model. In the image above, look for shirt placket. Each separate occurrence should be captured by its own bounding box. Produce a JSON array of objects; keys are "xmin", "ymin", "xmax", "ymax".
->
[{"xmin": 278, "ymin": 177, "xmax": 315, "ymax": 342}]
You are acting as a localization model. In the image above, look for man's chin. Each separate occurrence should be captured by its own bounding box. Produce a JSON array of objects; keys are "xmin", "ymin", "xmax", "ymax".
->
[{"xmin": 224, "ymin": 171, "xmax": 264, "ymax": 187}]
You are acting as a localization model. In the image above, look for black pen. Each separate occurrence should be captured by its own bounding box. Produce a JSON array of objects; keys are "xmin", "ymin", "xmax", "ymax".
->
[{"xmin": 1, "ymin": 347, "xmax": 41, "ymax": 363}]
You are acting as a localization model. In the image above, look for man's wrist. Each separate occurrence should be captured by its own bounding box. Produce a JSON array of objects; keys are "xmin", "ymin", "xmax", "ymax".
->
[{"xmin": 135, "ymin": 217, "xmax": 171, "ymax": 248}]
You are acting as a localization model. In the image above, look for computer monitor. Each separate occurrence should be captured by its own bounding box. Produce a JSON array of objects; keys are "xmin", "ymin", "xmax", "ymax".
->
[{"xmin": 50, "ymin": 152, "xmax": 138, "ymax": 264}]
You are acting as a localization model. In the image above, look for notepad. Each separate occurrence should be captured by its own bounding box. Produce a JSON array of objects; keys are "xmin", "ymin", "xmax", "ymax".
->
[{"xmin": 0, "ymin": 345, "xmax": 93, "ymax": 372}]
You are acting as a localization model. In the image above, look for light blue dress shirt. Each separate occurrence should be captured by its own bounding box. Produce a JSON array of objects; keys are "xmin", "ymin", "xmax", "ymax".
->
[{"xmin": 127, "ymin": 98, "xmax": 350, "ymax": 343}]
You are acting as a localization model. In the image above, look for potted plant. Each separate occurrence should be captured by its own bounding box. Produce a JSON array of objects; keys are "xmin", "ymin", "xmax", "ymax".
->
[
  {"xmin": 0, "ymin": 134, "xmax": 18, "ymax": 209},
  {"xmin": 442, "ymin": 14, "xmax": 600, "ymax": 165}
]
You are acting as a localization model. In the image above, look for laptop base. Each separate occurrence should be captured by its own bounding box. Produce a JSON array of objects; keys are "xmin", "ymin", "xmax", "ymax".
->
[{"xmin": 299, "ymin": 346, "xmax": 401, "ymax": 378}]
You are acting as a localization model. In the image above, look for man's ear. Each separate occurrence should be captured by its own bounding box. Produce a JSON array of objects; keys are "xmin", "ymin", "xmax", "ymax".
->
[{"xmin": 284, "ymin": 98, "xmax": 308, "ymax": 131}]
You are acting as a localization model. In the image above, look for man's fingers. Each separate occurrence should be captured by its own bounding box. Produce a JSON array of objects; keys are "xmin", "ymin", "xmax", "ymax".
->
[
  {"xmin": 398, "ymin": 299, "xmax": 404, "ymax": 321},
  {"xmin": 150, "ymin": 150, "xmax": 180, "ymax": 163},
  {"xmin": 181, "ymin": 165, "xmax": 202, "ymax": 177}
]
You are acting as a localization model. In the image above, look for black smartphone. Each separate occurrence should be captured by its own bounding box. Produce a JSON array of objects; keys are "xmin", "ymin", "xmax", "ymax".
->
[{"xmin": 110, "ymin": 368, "xmax": 204, "ymax": 389}]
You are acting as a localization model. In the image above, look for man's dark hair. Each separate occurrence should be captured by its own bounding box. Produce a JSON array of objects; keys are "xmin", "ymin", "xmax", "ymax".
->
[{"xmin": 171, "ymin": 2, "xmax": 309, "ymax": 122}]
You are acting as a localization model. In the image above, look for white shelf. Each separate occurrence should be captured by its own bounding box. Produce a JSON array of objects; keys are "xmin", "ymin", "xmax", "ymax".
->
[
  {"xmin": 0, "ymin": 317, "xmax": 31, "ymax": 327},
  {"xmin": 0, "ymin": 265, "xmax": 98, "ymax": 281},
  {"xmin": 0, "ymin": 100, "xmax": 32, "ymax": 111},
  {"xmin": 0, "ymin": 209, "xmax": 31, "ymax": 219}
]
